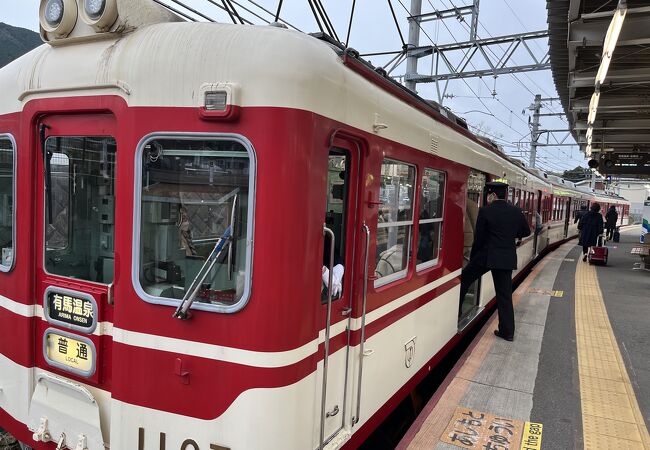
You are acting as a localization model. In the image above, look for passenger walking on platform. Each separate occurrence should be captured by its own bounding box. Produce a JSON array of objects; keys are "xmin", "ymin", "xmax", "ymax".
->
[
  {"xmin": 574, "ymin": 204, "xmax": 588, "ymax": 224},
  {"xmin": 459, "ymin": 182, "xmax": 531, "ymax": 341},
  {"xmin": 605, "ymin": 205, "xmax": 618, "ymax": 241},
  {"xmin": 578, "ymin": 203, "xmax": 604, "ymax": 262}
]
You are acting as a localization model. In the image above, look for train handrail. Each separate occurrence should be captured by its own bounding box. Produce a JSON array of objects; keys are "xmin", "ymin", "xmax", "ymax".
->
[
  {"xmin": 319, "ymin": 225, "xmax": 336, "ymax": 450},
  {"xmin": 353, "ymin": 223, "xmax": 371, "ymax": 426}
]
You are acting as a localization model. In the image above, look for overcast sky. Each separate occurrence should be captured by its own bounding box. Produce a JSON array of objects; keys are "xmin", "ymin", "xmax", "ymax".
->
[{"xmin": 1, "ymin": 0, "xmax": 584, "ymax": 173}]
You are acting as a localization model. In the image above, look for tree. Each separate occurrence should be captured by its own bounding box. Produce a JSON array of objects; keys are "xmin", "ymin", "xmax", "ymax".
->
[{"xmin": 561, "ymin": 166, "xmax": 590, "ymax": 182}]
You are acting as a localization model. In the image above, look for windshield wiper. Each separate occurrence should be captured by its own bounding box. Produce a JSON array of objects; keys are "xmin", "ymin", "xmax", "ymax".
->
[{"xmin": 172, "ymin": 225, "xmax": 232, "ymax": 320}]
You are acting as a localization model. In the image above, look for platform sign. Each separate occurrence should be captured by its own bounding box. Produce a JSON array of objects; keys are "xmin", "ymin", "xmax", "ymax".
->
[
  {"xmin": 43, "ymin": 329, "xmax": 96, "ymax": 377},
  {"xmin": 440, "ymin": 407, "xmax": 526, "ymax": 449},
  {"xmin": 43, "ymin": 287, "xmax": 97, "ymax": 333}
]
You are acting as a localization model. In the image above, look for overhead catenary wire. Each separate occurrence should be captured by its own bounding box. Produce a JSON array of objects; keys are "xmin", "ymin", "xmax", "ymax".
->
[
  {"xmin": 315, "ymin": 0, "xmax": 340, "ymax": 41},
  {"xmin": 431, "ymin": 0, "xmax": 583, "ymax": 166},
  {"xmin": 306, "ymin": 0, "xmax": 325, "ymax": 34},
  {"xmin": 436, "ymin": 0, "xmax": 560, "ymax": 118},
  {"xmin": 387, "ymin": 0, "xmax": 406, "ymax": 47},
  {"xmin": 274, "ymin": 0, "xmax": 283, "ymax": 22},
  {"xmin": 345, "ymin": 0, "xmax": 357, "ymax": 47},
  {"xmin": 152, "ymin": 0, "xmax": 197, "ymax": 21},
  {"xmin": 168, "ymin": 0, "xmax": 218, "ymax": 22},
  {"xmin": 396, "ymin": 0, "xmax": 529, "ymax": 139},
  {"xmin": 223, "ymin": 0, "xmax": 245, "ymax": 24},
  {"xmin": 220, "ymin": 0, "xmax": 239, "ymax": 24},
  {"xmin": 239, "ymin": 0, "xmax": 302, "ymax": 30}
]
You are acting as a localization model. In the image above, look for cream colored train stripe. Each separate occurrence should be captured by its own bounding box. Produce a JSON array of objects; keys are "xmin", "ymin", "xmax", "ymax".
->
[
  {"xmin": 2, "ymin": 268, "xmax": 461, "ymax": 364},
  {"xmin": 0, "ymin": 294, "xmax": 35, "ymax": 317},
  {"xmin": 112, "ymin": 327, "xmax": 320, "ymax": 368},
  {"xmin": 575, "ymin": 261, "xmax": 650, "ymax": 449}
]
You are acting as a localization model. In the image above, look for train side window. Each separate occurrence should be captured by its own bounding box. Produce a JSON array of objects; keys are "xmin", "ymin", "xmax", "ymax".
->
[
  {"xmin": 417, "ymin": 169, "xmax": 445, "ymax": 271},
  {"xmin": 0, "ymin": 136, "xmax": 15, "ymax": 272},
  {"xmin": 374, "ymin": 159, "xmax": 415, "ymax": 287},
  {"xmin": 44, "ymin": 137, "xmax": 116, "ymax": 283},
  {"xmin": 134, "ymin": 135, "xmax": 255, "ymax": 313}
]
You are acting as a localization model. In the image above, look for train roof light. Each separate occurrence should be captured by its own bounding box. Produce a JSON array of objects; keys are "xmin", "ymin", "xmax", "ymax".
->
[
  {"xmin": 44, "ymin": 0, "xmax": 64, "ymax": 26},
  {"xmin": 205, "ymin": 91, "xmax": 228, "ymax": 111},
  {"xmin": 40, "ymin": 0, "xmax": 77, "ymax": 38},
  {"xmin": 78, "ymin": 0, "xmax": 118, "ymax": 31},
  {"xmin": 84, "ymin": 0, "xmax": 105, "ymax": 19}
]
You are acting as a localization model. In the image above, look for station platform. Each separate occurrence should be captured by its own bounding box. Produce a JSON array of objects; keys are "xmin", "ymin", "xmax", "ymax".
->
[{"xmin": 398, "ymin": 226, "xmax": 650, "ymax": 450}]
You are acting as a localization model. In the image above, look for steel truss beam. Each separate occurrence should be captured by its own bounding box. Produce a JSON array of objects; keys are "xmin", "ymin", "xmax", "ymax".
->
[{"xmin": 405, "ymin": 29, "xmax": 550, "ymax": 83}]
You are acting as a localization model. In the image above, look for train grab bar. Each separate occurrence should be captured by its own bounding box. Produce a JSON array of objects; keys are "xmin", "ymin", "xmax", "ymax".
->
[
  {"xmin": 353, "ymin": 223, "xmax": 371, "ymax": 426},
  {"xmin": 319, "ymin": 226, "xmax": 336, "ymax": 450}
]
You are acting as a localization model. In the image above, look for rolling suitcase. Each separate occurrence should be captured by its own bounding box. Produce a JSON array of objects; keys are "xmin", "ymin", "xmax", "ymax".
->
[
  {"xmin": 589, "ymin": 235, "xmax": 608, "ymax": 265},
  {"xmin": 613, "ymin": 228, "xmax": 620, "ymax": 243}
]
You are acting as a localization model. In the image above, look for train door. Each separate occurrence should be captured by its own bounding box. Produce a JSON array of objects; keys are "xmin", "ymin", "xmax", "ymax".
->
[
  {"xmin": 319, "ymin": 143, "xmax": 360, "ymax": 446},
  {"xmin": 458, "ymin": 170, "xmax": 485, "ymax": 326},
  {"xmin": 31, "ymin": 114, "xmax": 115, "ymax": 448},
  {"xmin": 533, "ymin": 190, "xmax": 543, "ymax": 256},
  {"xmin": 563, "ymin": 198, "xmax": 572, "ymax": 237}
]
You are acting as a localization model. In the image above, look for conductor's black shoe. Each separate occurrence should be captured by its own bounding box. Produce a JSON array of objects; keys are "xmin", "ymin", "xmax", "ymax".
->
[
  {"xmin": 582, "ymin": 254, "xmax": 587, "ymax": 262},
  {"xmin": 494, "ymin": 330, "xmax": 513, "ymax": 341}
]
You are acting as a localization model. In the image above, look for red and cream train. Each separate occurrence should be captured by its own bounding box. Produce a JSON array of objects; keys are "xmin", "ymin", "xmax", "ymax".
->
[{"xmin": 0, "ymin": 1, "xmax": 629, "ymax": 449}]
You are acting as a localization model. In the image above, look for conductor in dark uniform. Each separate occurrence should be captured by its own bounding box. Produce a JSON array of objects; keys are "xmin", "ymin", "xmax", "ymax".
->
[{"xmin": 459, "ymin": 182, "xmax": 531, "ymax": 341}]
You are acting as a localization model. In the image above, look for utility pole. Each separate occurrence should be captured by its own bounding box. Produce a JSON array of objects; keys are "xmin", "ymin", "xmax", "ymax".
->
[
  {"xmin": 590, "ymin": 171, "xmax": 597, "ymax": 190},
  {"xmin": 405, "ymin": 0, "xmax": 422, "ymax": 92},
  {"xmin": 470, "ymin": 0, "xmax": 480, "ymax": 41},
  {"xmin": 529, "ymin": 94, "xmax": 542, "ymax": 168}
]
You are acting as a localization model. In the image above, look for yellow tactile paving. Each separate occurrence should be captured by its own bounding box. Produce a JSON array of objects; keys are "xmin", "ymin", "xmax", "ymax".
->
[
  {"xmin": 583, "ymin": 415, "xmax": 644, "ymax": 442},
  {"xmin": 575, "ymin": 261, "xmax": 650, "ymax": 450}
]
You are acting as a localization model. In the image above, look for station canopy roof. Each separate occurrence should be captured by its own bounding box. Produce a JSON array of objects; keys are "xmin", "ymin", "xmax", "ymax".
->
[{"xmin": 547, "ymin": 0, "xmax": 650, "ymax": 177}]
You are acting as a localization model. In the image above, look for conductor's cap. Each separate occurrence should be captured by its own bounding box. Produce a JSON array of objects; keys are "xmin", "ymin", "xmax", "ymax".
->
[{"xmin": 485, "ymin": 181, "xmax": 508, "ymax": 196}]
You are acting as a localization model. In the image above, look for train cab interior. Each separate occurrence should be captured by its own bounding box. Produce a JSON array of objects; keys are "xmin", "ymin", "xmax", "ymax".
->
[
  {"xmin": 137, "ymin": 137, "xmax": 251, "ymax": 307},
  {"xmin": 322, "ymin": 149, "xmax": 350, "ymax": 302}
]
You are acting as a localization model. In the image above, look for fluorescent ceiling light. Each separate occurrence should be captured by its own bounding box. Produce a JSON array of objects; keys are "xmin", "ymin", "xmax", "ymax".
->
[
  {"xmin": 587, "ymin": 91, "xmax": 600, "ymax": 124},
  {"xmin": 596, "ymin": 0, "xmax": 627, "ymax": 84}
]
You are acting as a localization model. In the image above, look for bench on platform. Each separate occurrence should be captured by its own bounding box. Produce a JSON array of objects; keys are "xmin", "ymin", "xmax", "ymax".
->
[{"xmin": 631, "ymin": 238, "xmax": 650, "ymax": 271}]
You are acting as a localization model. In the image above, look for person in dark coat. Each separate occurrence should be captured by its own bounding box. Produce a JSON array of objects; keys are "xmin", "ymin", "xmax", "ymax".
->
[
  {"xmin": 459, "ymin": 182, "xmax": 531, "ymax": 341},
  {"xmin": 605, "ymin": 205, "xmax": 619, "ymax": 240},
  {"xmin": 578, "ymin": 203, "xmax": 604, "ymax": 261},
  {"xmin": 574, "ymin": 204, "xmax": 588, "ymax": 224}
]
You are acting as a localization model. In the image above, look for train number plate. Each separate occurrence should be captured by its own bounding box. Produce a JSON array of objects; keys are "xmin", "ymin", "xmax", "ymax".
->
[{"xmin": 44, "ymin": 329, "xmax": 96, "ymax": 377}]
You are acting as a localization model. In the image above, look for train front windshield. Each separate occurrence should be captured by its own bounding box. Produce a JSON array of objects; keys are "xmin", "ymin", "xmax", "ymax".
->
[{"xmin": 138, "ymin": 138, "xmax": 251, "ymax": 308}]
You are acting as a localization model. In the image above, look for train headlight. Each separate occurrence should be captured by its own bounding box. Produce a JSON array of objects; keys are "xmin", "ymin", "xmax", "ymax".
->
[
  {"xmin": 40, "ymin": 0, "xmax": 77, "ymax": 38},
  {"xmin": 78, "ymin": 0, "xmax": 118, "ymax": 31},
  {"xmin": 84, "ymin": 0, "xmax": 105, "ymax": 19},
  {"xmin": 44, "ymin": 0, "xmax": 64, "ymax": 26}
]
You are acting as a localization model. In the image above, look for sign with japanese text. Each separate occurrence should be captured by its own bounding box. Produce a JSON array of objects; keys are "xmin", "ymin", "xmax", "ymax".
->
[
  {"xmin": 44, "ymin": 329, "xmax": 95, "ymax": 377},
  {"xmin": 440, "ymin": 407, "xmax": 528, "ymax": 450},
  {"xmin": 520, "ymin": 422, "xmax": 543, "ymax": 450},
  {"xmin": 44, "ymin": 287, "xmax": 97, "ymax": 333}
]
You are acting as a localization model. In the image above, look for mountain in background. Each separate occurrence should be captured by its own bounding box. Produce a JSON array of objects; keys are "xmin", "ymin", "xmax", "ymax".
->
[{"xmin": 0, "ymin": 22, "xmax": 42, "ymax": 68}]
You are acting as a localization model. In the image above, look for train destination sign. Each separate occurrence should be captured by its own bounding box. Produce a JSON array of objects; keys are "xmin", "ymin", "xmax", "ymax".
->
[
  {"xmin": 44, "ymin": 329, "xmax": 96, "ymax": 377},
  {"xmin": 44, "ymin": 287, "xmax": 98, "ymax": 333}
]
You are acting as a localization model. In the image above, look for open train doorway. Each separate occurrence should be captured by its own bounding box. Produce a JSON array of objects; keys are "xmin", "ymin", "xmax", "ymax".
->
[{"xmin": 458, "ymin": 170, "xmax": 485, "ymax": 328}]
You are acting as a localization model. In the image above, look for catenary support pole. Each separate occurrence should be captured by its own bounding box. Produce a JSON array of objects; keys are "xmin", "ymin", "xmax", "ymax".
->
[{"xmin": 405, "ymin": 0, "xmax": 422, "ymax": 92}]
